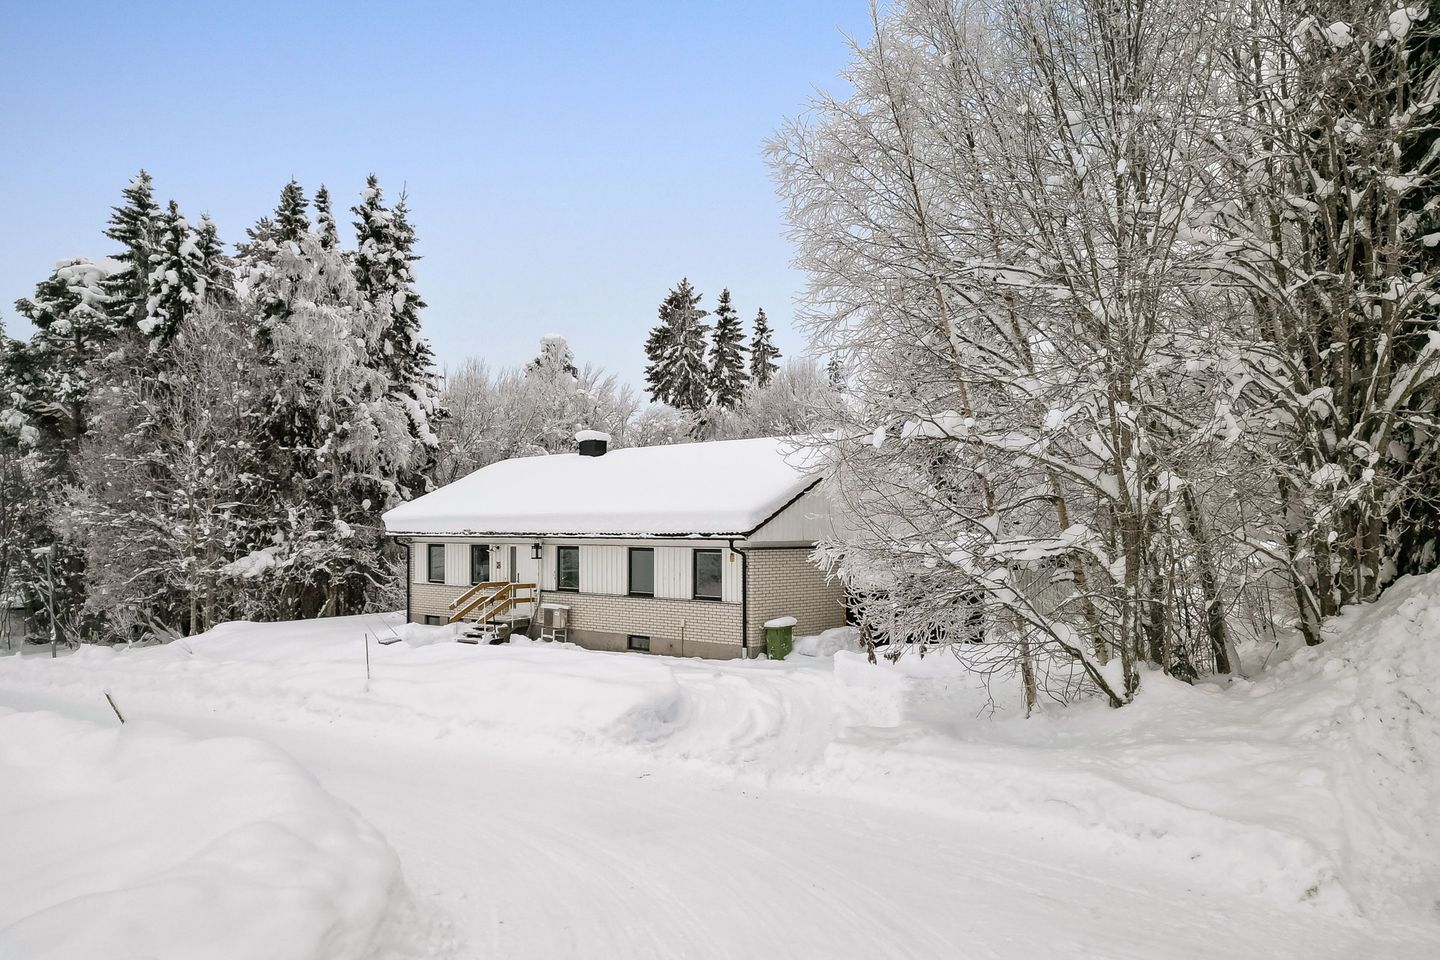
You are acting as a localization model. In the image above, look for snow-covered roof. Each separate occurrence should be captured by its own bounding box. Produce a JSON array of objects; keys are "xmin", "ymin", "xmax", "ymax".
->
[{"xmin": 383, "ymin": 436, "xmax": 821, "ymax": 538}]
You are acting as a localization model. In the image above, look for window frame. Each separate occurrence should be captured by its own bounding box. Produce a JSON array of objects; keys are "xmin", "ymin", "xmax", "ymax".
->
[
  {"xmin": 469, "ymin": 544, "xmax": 490, "ymax": 585},
  {"xmin": 627, "ymin": 635, "xmax": 651, "ymax": 652},
  {"xmin": 556, "ymin": 545, "xmax": 581, "ymax": 592},
  {"xmin": 423, "ymin": 615, "xmax": 445, "ymax": 626},
  {"xmin": 692, "ymin": 548, "xmax": 723, "ymax": 601},
  {"xmin": 426, "ymin": 543, "xmax": 445, "ymax": 584},
  {"xmin": 627, "ymin": 547, "xmax": 655, "ymax": 597}
]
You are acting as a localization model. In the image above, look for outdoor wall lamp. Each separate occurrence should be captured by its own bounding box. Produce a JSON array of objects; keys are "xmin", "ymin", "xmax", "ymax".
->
[{"xmin": 531, "ymin": 542, "xmax": 543, "ymax": 560}]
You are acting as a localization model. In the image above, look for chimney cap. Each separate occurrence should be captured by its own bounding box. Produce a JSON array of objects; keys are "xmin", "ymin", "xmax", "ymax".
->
[{"xmin": 576, "ymin": 430, "xmax": 610, "ymax": 457}]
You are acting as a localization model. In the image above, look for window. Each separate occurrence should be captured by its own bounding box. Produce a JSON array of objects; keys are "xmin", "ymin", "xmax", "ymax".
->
[
  {"xmin": 424, "ymin": 615, "xmax": 444, "ymax": 626},
  {"xmin": 557, "ymin": 545, "xmax": 580, "ymax": 592},
  {"xmin": 628, "ymin": 548, "xmax": 655, "ymax": 597},
  {"xmin": 470, "ymin": 544, "xmax": 490, "ymax": 584},
  {"xmin": 693, "ymin": 549, "xmax": 723, "ymax": 601},
  {"xmin": 627, "ymin": 635, "xmax": 650, "ymax": 652},
  {"xmin": 427, "ymin": 544, "xmax": 445, "ymax": 583}
]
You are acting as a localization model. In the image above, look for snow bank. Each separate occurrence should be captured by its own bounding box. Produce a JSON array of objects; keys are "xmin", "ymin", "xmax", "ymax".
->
[
  {"xmin": 0, "ymin": 709, "xmax": 401, "ymax": 960},
  {"xmin": 4, "ymin": 574, "xmax": 1440, "ymax": 930},
  {"xmin": 791, "ymin": 625, "xmax": 863, "ymax": 657}
]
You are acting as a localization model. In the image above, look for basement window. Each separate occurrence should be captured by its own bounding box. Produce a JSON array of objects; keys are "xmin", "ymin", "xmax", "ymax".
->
[
  {"xmin": 627, "ymin": 635, "xmax": 650, "ymax": 652},
  {"xmin": 424, "ymin": 615, "xmax": 444, "ymax": 626}
]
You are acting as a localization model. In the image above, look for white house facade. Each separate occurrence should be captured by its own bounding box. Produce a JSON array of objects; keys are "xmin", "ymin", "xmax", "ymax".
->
[{"xmin": 381, "ymin": 435, "xmax": 847, "ymax": 658}]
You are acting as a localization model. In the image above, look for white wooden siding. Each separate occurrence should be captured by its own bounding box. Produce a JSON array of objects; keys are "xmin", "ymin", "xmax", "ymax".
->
[
  {"xmin": 411, "ymin": 539, "xmax": 506, "ymax": 586},
  {"xmin": 537, "ymin": 541, "xmax": 739, "ymax": 602},
  {"xmin": 747, "ymin": 483, "xmax": 835, "ymax": 544}
]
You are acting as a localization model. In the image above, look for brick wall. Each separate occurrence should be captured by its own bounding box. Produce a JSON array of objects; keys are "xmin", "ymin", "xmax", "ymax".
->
[
  {"xmin": 410, "ymin": 581, "xmax": 469, "ymax": 623},
  {"xmin": 406, "ymin": 546, "xmax": 845, "ymax": 660},
  {"xmin": 743, "ymin": 547, "xmax": 847, "ymax": 650},
  {"xmin": 538, "ymin": 590, "xmax": 742, "ymax": 659}
]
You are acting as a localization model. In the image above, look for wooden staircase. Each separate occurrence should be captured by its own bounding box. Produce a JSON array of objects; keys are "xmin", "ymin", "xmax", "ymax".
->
[{"xmin": 448, "ymin": 580, "xmax": 539, "ymax": 644}]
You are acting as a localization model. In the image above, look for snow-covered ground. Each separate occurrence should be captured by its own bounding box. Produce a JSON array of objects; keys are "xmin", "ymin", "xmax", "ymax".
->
[
  {"xmin": 0, "ymin": 709, "xmax": 405, "ymax": 960},
  {"xmin": 2, "ymin": 575, "xmax": 1439, "ymax": 958}
]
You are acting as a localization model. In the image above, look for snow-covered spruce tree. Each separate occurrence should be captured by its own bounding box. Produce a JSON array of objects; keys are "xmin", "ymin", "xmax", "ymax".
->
[
  {"xmin": 314, "ymin": 185, "xmax": 340, "ymax": 251},
  {"xmin": 1207, "ymin": 2, "xmax": 1440, "ymax": 643},
  {"xmin": 234, "ymin": 215, "xmax": 277, "ymax": 262},
  {"xmin": 749, "ymin": 307, "xmax": 780, "ymax": 388},
  {"xmin": 139, "ymin": 200, "xmax": 208, "ymax": 349},
  {"xmin": 245, "ymin": 208, "xmax": 416, "ymax": 619},
  {"xmin": 274, "ymin": 179, "xmax": 311, "ymax": 242},
  {"xmin": 770, "ymin": 0, "xmax": 1249, "ymax": 708},
  {"xmin": 352, "ymin": 177, "xmax": 440, "ymax": 499},
  {"xmin": 644, "ymin": 278, "xmax": 711, "ymax": 412},
  {"xmin": 194, "ymin": 214, "xmax": 233, "ymax": 302},
  {"xmin": 100, "ymin": 170, "xmax": 162, "ymax": 334},
  {"xmin": 708, "ymin": 288, "xmax": 749, "ymax": 409}
]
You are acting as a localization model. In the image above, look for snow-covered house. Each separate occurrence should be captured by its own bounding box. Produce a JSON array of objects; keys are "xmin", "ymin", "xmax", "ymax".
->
[{"xmin": 381, "ymin": 434, "xmax": 846, "ymax": 658}]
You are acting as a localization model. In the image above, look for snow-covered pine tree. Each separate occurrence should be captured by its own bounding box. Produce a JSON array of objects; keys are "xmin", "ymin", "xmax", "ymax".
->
[
  {"xmin": 246, "ymin": 210, "xmax": 412, "ymax": 619},
  {"xmin": 351, "ymin": 177, "xmax": 440, "ymax": 498},
  {"xmin": 274, "ymin": 179, "xmax": 311, "ymax": 244},
  {"xmin": 139, "ymin": 201, "xmax": 207, "ymax": 349},
  {"xmin": 708, "ymin": 288, "xmax": 748, "ymax": 409},
  {"xmin": 314, "ymin": 185, "xmax": 339, "ymax": 250},
  {"xmin": 194, "ymin": 214, "xmax": 232, "ymax": 302},
  {"xmin": 643, "ymin": 278, "xmax": 710, "ymax": 411},
  {"xmin": 11, "ymin": 259, "xmax": 118, "ymax": 471},
  {"xmin": 100, "ymin": 170, "xmax": 162, "ymax": 334},
  {"xmin": 749, "ymin": 308, "xmax": 780, "ymax": 388},
  {"xmin": 235, "ymin": 216, "xmax": 276, "ymax": 262}
]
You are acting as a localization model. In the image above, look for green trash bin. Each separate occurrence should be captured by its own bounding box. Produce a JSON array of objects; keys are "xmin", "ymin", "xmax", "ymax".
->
[{"xmin": 763, "ymin": 616, "xmax": 796, "ymax": 660}]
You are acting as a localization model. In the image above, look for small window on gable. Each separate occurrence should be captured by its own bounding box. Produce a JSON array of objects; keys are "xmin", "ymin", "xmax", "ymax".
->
[
  {"xmin": 470, "ymin": 544, "xmax": 490, "ymax": 584},
  {"xmin": 693, "ymin": 549, "xmax": 723, "ymax": 601},
  {"xmin": 427, "ymin": 544, "xmax": 445, "ymax": 583},
  {"xmin": 628, "ymin": 548, "xmax": 655, "ymax": 597},
  {"xmin": 557, "ymin": 546, "xmax": 580, "ymax": 592},
  {"xmin": 627, "ymin": 635, "xmax": 650, "ymax": 652}
]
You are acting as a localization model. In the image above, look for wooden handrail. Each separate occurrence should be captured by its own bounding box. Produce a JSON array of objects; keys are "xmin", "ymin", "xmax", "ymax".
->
[
  {"xmin": 449, "ymin": 580, "xmax": 509, "ymax": 611},
  {"xmin": 450, "ymin": 583, "xmax": 538, "ymax": 625}
]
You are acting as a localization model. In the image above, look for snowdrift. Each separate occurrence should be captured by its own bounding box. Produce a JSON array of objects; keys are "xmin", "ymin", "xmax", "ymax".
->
[
  {"xmin": 2, "ymin": 572, "xmax": 1439, "ymax": 932},
  {"xmin": 0, "ymin": 709, "xmax": 401, "ymax": 960}
]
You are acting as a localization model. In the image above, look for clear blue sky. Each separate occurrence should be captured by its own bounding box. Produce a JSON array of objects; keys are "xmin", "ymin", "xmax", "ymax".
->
[{"xmin": 0, "ymin": 1, "xmax": 869, "ymax": 387}]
